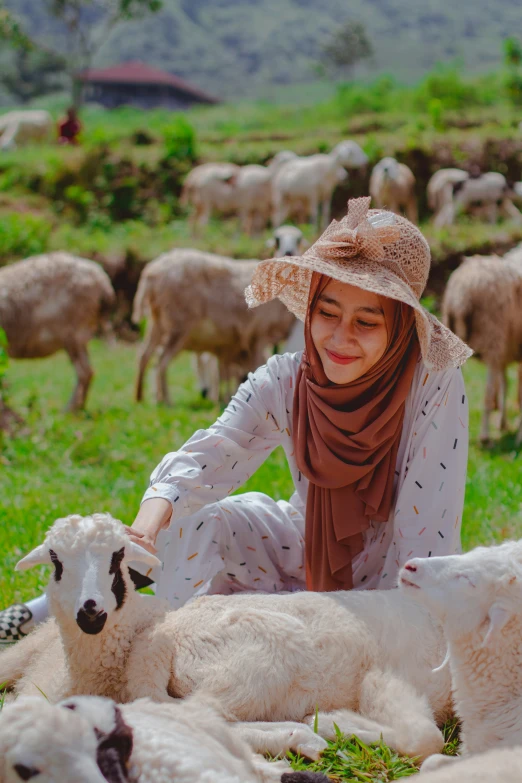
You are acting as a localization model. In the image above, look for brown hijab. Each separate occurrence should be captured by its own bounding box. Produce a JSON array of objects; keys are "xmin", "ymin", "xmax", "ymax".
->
[{"xmin": 293, "ymin": 272, "xmax": 420, "ymax": 592}]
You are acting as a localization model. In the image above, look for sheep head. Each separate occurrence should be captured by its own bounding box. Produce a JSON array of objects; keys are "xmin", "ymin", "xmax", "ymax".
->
[
  {"xmin": 399, "ymin": 541, "xmax": 522, "ymax": 649},
  {"xmin": 59, "ymin": 697, "xmax": 132, "ymax": 783},
  {"xmin": 267, "ymin": 225, "xmax": 308, "ymax": 258},
  {"xmin": 16, "ymin": 513, "xmax": 160, "ymax": 636},
  {"xmin": 0, "ymin": 697, "xmax": 107, "ymax": 782}
]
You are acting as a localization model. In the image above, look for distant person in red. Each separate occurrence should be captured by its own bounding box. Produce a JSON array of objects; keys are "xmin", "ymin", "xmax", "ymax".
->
[{"xmin": 58, "ymin": 107, "xmax": 81, "ymax": 145}]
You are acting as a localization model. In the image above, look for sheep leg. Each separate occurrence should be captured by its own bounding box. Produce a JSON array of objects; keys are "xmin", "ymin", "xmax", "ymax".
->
[
  {"xmin": 272, "ymin": 198, "xmax": 289, "ymax": 229},
  {"xmin": 501, "ymin": 198, "xmax": 522, "ymax": 224},
  {"xmin": 498, "ymin": 368, "xmax": 508, "ymax": 433},
  {"xmin": 135, "ymin": 321, "xmax": 162, "ymax": 402},
  {"xmin": 156, "ymin": 334, "xmax": 186, "ymax": 405},
  {"xmin": 481, "ymin": 367, "xmax": 498, "ymax": 444},
  {"xmin": 233, "ymin": 721, "xmax": 327, "ymax": 761},
  {"xmin": 516, "ymin": 363, "xmax": 522, "ymax": 445},
  {"xmin": 406, "ymin": 198, "xmax": 418, "ymax": 224},
  {"xmin": 65, "ymin": 344, "xmax": 94, "ymax": 411},
  {"xmin": 309, "ymin": 197, "xmax": 320, "ymax": 230},
  {"xmin": 306, "ymin": 671, "xmax": 443, "ymax": 762},
  {"xmin": 320, "ymin": 196, "xmax": 332, "ymax": 231}
]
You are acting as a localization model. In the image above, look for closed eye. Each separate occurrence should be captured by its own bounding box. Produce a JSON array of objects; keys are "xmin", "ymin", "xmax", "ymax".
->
[
  {"xmin": 456, "ymin": 574, "xmax": 476, "ymax": 588},
  {"xmin": 357, "ymin": 320, "xmax": 378, "ymax": 328},
  {"xmin": 318, "ymin": 309, "xmax": 337, "ymax": 319}
]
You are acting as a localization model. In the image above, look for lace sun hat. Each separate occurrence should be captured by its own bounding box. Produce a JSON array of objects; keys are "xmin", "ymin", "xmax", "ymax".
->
[{"xmin": 246, "ymin": 196, "xmax": 472, "ymax": 371}]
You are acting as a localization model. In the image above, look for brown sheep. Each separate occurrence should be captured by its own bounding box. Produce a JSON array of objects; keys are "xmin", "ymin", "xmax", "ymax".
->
[
  {"xmin": 0, "ymin": 253, "xmax": 115, "ymax": 411},
  {"xmin": 442, "ymin": 253, "xmax": 522, "ymax": 444}
]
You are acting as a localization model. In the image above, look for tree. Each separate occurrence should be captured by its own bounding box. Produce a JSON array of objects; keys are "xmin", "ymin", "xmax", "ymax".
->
[
  {"xmin": 0, "ymin": 2, "xmax": 33, "ymax": 50},
  {"xmin": 44, "ymin": 0, "xmax": 162, "ymax": 105},
  {"xmin": 2, "ymin": 48, "xmax": 66, "ymax": 103},
  {"xmin": 503, "ymin": 37, "xmax": 522, "ymax": 106},
  {"xmin": 321, "ymin": 20, "xmax": 373, "ymax": 77},
  {"xmin": 504, "ymin": 36, "xmax": 522, "ymax": 68}
]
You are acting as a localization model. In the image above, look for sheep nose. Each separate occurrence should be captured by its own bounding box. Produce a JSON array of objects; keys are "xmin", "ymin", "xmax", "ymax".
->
[
  {"xmin": 404, "ymin": 563, "xmax": 417, "ymax": 572},
  {"xmin": 284, "ymin": 250, "xmax": 294, "ymax": 257},
  {"xmin": 82, "ymin": 599, "xmax": 99, "ymax": 616}
]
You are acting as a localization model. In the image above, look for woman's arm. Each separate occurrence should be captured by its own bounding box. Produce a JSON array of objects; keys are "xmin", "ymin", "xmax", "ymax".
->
[
  {"xmin": 391, "ymin": 366, "xmax": 469, "ymax": 565},
  {"xmin": 129, "ymin": 354, "xmax": 296, "ymax": 548}
]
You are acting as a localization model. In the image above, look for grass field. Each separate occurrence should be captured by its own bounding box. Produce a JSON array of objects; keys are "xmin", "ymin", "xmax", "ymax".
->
[{"xmin": 1, "ymin": 341, "xmax": 520, "ymax": 777}]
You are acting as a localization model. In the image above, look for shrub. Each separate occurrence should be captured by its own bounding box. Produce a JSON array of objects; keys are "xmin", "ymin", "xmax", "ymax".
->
[
  {"xmin": 414, "ymin": 65, "xmax": 489, "ymax": 111},
  {"xmin": 0, "ymin": 213, "xmax": 51, "ymax": 262},
  {"xmin": 163, "ymin": 116, "xmax": 198, "ymax": 162}
]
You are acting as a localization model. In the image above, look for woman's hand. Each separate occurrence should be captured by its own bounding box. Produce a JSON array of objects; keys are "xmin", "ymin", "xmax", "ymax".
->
[{"xmin": 126, "ymin": 498, "xmax": 172, "ymax": 555}]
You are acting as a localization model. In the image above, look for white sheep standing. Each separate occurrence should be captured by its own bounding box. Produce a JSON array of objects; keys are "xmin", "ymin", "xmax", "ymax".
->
[
  {"xmin": 180, "ymin": 152, "xmax": 297, "ymax": 234},
  {"xmin": 0, "ymin": 110, "xmax": 53, "ymax": 151},
  {"xmin": 442, "ymin": 253, "xmax": 522, "ymax": 444},
  {"xmin": 271, "ymin": 141, "xmax": 368, "ymax": 230},
  {"xmin": 132, "ymin": 248, "xmax": 295, "ymax": 405},
  {"xmin": 0, "ymin": 513, "xmax": 452, "ymax": 762},
  {"xmin": 369, "ymin": 157, "xmax": 417, "ymax": 223},
  {"xmin": 0, "ymin": 693, "xmax": 310, "ymax": 783},
  {"xmin": 427, "ymin": 169, "xmax": 469, "ymax": 222},
  {"xmin": 434, "ymin": 172, "xmax": 522, "ymax": 227},
  {"xmin": 399, "ymin": 539, "xmax": 522, "ymax": 766},
  {"xmin": 0, "ymin": 252, "xmax": 115, "ymax": 410}
]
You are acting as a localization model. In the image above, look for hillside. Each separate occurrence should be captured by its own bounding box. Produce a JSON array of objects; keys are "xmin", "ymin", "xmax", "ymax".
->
[{"xmin": 4, "ymin": 0, "xmax": 522, "ymax": 99}]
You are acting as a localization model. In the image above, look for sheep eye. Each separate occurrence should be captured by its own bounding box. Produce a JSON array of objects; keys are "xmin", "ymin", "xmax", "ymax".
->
[
  {"xmin": 275, "ymin": 236, "xmax": 280, "ymax": 247},
  {"xmin": 14, "ymin": 763, "xmax": 40, "ymax": 780},
  {"xmin": 49, "ymin": 550, "xmax": 63, "ymax": 582}
]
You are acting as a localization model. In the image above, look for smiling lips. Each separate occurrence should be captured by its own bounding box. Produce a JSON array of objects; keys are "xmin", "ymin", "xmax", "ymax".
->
[{"xmin": 325, "ymin": 348, "xmax": 361, "ymax": 366}]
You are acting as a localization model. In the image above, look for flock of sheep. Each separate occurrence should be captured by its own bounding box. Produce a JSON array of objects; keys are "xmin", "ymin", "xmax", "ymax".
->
[{"xmin": 0, "ymin": 511, "xmax": 522, "ymax": 781}]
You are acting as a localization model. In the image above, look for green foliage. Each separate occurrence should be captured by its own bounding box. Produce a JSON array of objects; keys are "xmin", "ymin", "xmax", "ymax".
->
[
  {"xmin": 163, "ymin": 117, "xmax": 197, "ymax": 163},
  {"xmin": 503, "ymin": 37, "xmax": 522, "ymax": 68},
  {"xmin": 321, "ymin": 19, "xmax": 374, "ymax": 76},
  {"xmin": 0, "ymin": 3, "xmax": 33, "ymax": 49},
  {"xmin": 287, "ymin": 729, "xmax": 418, "ymax": 780},
  {"xmin": 335, "ymin": 76, "xmax": 397, "ymax": 115},
  {"xmin": 428, "ymin": 98, "xmax": 446, "ymax": 131},
  {"xmin": 0, "ymin": 328, "xmax": 8, "ymax": 398},
  {"xmin": 414, "ymin": 65, "xmax": 491, "ymax": 112},
  {"xmin": 0, "ymin": 212, "xmax": 51, "ymax": 261}
]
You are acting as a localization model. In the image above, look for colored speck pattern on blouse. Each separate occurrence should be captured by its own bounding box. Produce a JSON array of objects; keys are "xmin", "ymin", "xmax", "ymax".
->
[{"xmin": 142, "ymin": 352, "xmax": 468, "ymax": 607}]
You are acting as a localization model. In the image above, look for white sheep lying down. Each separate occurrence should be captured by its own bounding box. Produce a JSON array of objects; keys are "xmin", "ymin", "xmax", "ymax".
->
[
  {"xmin": 399, "ymin": 539, "xmax": 522, "ymax": 770},
  {"xmin": 0, "ymin": 693, "xmax": 309, "ymax": 783},
  {"xmin": 0, "ymin": 513, "xmax": 451, "ymax": 762},
  {"xmin": 418, "ymin": 747, "xmax": 522, "ymax": 782}
]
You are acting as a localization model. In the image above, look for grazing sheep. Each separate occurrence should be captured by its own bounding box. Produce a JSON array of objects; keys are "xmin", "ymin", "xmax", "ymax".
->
[
  {"xmin": 191, "ymin": 226, "xmax": 306, "ymax": 402},
  {"xmin": 442, "ymin": 254, "xmax": 522, "ymax": 443},
  {"xmin": 427, "ymin": 169, "xmax": 469, "ymax": 222},
  {"xmin": 0, "ymin": 110, "xmax": 52, "ymax": 150},
  {"xmin": 0, "ymin": 252, "xmax": 115, "ymax": 411},
  {"xmin": 272, "ymin": 141, "xmax": 368, "ymax": 230},
  {"xmin": 434, "ymin": 172, "xmax": 522, "ymax": 227},
  {"xmin": 132, "ymin": 249, "xmax": 295, "ymax": 405},
  {"xmin": 181, "ymin": 153, "xmax": 297, "ymax": 234},
  {"xmin": 1, "ymin": 513, "xmax": 452, "ymax": 761},
  {"xmin": 369, "ymin": 157, "xmax": 417, "ymax": 223},
  {"xmin": 399, "ymin": 539, "xmax": 522, "ymax": 758},
  {"xmin": 0, "ymin": 693, "xmax": 308, "ymax": 783}
]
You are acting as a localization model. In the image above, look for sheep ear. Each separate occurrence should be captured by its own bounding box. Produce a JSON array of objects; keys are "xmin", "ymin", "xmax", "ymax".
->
[
  {"xmin": 126, "ymin": 542, "xmax": 161, "ymax": 569},
  {"xmin": 15, "ymin": 545, "xmax": 51, "ymax": 571},
  {"xmin": 481, "ymin": 603, "xmax": 512, "ymax": 648},
  {"xmin": 265, "ymin": 237, "xmax": 276, "ymax": 249}
]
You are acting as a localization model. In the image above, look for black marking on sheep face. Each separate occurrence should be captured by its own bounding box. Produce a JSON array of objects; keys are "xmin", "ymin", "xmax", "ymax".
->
[
  {"xmin": 281, "ymin": 773, "xmax": 331, "ymax": 783},
  {"xmin": 109, "ymin": 548, "xmax": 127, "ymax": 611},
  {"xmin": 96, "ymin": 705, "xmax": 133, "ymax": 783},
  {"xmin": 76, "ymin": 607, "xmax": 108, "ymax": 635},
  {"xmin": 49, "ymin": 549, "xmax": 63, "ymax": 582},
  {"xmin": 13, "ymin": 764, "xmax": 40, "ymax": 780}
]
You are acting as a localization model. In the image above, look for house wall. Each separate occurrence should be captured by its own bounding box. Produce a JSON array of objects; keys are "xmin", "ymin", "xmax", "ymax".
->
[{"xmin": 84, "ymin": 82, "xmax": 198, "ymax": 109}]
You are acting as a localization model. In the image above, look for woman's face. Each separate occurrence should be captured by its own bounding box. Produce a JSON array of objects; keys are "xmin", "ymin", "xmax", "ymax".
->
[{"xmin": 310, "ymin": 280, "xmax": 389, "ymax": 384}]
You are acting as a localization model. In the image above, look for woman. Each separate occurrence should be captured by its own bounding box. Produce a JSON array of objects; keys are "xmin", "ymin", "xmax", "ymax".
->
[{"xmin": 0, "ymin": 198, "xmax": 471, "ymax": 637}]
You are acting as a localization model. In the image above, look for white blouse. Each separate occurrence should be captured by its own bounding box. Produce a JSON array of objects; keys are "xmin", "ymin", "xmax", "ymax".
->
[{"xmin": 142, "ymin": 352, "xmax": 469, "ymax": 589}]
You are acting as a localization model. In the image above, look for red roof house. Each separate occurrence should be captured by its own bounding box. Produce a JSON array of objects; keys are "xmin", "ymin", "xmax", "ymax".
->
[{"xmin": 79, "ymin": 62, "xmax": 220, "ymax": 110}]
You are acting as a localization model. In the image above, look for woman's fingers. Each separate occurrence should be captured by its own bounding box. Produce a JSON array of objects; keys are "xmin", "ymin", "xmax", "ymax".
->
[{"xmin": 124, "ymin": 528, "xmax": 158, "ymax": 554}]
